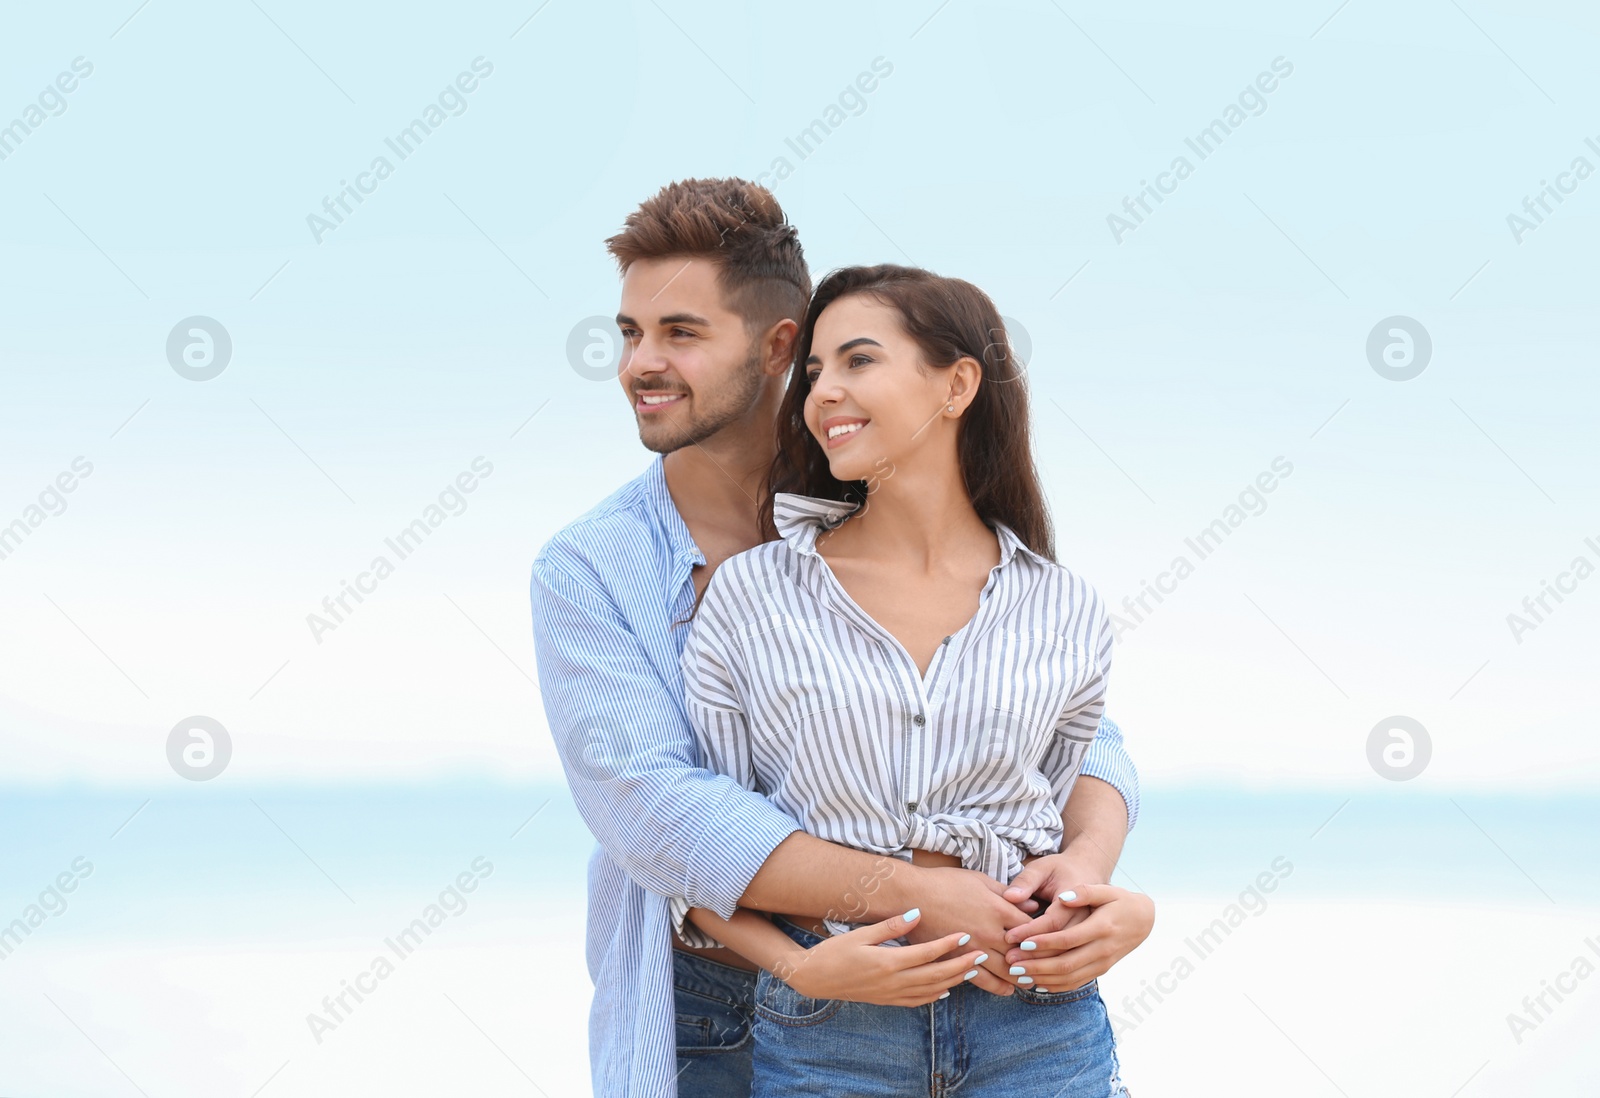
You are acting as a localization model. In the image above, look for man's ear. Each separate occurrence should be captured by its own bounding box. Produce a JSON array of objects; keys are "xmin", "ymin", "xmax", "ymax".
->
[{"xmin": 762, "ymin": 318, "xmax": 800, "ymax": 377}]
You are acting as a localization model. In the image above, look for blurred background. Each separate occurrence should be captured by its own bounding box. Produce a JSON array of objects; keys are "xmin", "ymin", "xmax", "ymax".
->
[{"xmin": 1, "ymin": 0, "xmax": 1596, "ymax": 1094}]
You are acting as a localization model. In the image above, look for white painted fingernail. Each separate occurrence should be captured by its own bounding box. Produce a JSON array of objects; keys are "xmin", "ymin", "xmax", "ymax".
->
[
  {"xmin": 957, "ymin": 933, "xmax": 971, "ymax": 946},
  {"xmin": 1018, "ymin": 976, "xmax": 1035, "ymax": 984},
  {"xmin": 973, "ymin": 953, "xmax": 988, "ymax": 965},
  {"xmin": 903, "ymin": 907, "xmax": 921, "ymax": 921},
  {"xmin": 938, "ymin": 990, "xmax": 950, "ymax": 999},
  {"xmin": 1058, "ymin": 890, "xmax": 1077, "ymax": 903},
  {"xmin": 963, "ymin": 969, "xmax": 978, "ymax": 981},
  {"xmin": 1020, "ymin": 940, "xmax": 1037, "ymax": 951}
]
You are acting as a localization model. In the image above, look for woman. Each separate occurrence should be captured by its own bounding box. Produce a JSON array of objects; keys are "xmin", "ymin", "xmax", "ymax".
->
[{"xmin": 669, "ymin": 265, "xmax": 1149, "ymax": 1096}]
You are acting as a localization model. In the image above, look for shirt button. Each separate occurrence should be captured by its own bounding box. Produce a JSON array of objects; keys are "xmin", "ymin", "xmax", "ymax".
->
[
  {"xmin": 906, "ymin": 801, "xmax": 919, "ymax": 812},
  {"xmin": 912, "ymin": 714, "xmax": 926, "ymax": 726},
  {"xmin": 941, "ymin": 636, "xmax": 952, "ymax": 645}
]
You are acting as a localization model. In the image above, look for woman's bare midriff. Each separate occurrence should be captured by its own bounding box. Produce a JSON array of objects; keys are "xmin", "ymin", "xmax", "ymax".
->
[{"xmin": 670, "ymin": 848, "xmax": 963, "ymax": 965}]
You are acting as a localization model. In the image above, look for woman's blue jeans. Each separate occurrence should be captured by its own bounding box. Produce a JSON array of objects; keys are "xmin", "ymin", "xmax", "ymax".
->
[{"xmin": 749, "ymin": 916, "xmax": 1129, "ymax": 1097}]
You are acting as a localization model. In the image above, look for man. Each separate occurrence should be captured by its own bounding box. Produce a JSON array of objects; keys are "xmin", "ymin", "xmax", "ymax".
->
[{"xmin": 531, "ymin": 178, "xmax": 1150, "ymax": 1098}]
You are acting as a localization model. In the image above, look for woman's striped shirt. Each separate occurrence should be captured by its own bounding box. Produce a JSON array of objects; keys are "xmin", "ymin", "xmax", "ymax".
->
[{"xmin": 672, "ymin": 491, "xmax": 1114, "ymax": 943}]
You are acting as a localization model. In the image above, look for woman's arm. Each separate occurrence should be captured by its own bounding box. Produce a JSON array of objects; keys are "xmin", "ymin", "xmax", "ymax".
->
[
  {"xmin": 686, "ymin": 907, "xmax": 807, "ymax": 976},
  {"xmin": 687, "ymin": 906, "xmax": 991, "ymax": 1007}
]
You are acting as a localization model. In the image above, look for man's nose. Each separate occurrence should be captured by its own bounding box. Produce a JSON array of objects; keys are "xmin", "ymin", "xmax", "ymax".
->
[{"xmin": 625, "ymin": 334, "xmax": 668, "ymax": 378}]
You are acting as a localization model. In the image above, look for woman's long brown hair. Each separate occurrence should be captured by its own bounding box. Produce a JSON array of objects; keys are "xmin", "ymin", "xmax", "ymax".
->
[{"xmin": 759, "ymin": 264, "xmax": 1055, "ymax": 562}]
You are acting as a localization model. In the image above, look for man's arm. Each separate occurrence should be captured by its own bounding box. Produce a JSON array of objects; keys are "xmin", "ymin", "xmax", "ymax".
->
[
  {"xmin": 1004, "ymin": 714, "xmax": 1137, "ymax": 905},
  {"xmin": 1015, "ymin": 713, "xmax": 1139, "ymax": 893},
  {"xmin": 533, "ymin": 551, "xmax": 964, "ymax": 924},
  {"xmin": 1078, "ymin": 714, "xmax": 1141, "ymax": 832},
  {"xmin": 533, "ymin": 550, "xmax": 1027, "ymax": 994},
  {"xmin": 1059, "ymin": 774, "xmax": 1128, "ymax": 881},
  {"xmin": 532, "ymin": 552, "xmax": 800, "ymax": 917},
  {"xmin": 999, "ymin": 715, "xmax": 1154, "ymax": 984}
]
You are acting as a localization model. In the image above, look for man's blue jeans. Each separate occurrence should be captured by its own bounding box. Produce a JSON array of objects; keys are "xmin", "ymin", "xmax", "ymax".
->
[{"xmin": 673, "ymin": 947, "xmax": 756, "ymax": 1097}]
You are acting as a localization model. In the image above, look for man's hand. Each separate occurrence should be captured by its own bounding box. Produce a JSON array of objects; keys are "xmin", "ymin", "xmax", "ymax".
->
[
  {"xmin": 902, "ymin": 866, "xmax": 1035, "ymax": 995},
  {"xmin": 1002, "ymin": 851, "xmax": 1096, "ymax": 912},
  {"xmin": 1001, "ymin": 884, "xmax": 1154, "ymax": 991}
]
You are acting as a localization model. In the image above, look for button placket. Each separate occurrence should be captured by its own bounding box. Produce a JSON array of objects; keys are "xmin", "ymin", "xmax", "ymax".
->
[
  {"xmin": 815, "ymin": 562, "xmax": 931, "ymax": 828},
  {"xmin": 908, "ymin": 639, "xmax": 960, "ymax": 818},
  {"xmin": 904, "ymin": 668, "xmax": 931, "ymax": 822},
  {"xmin": 905, "ymin": 632, "xmax": 966, "ymax": 818},
  {"xmin": 807, "ymin": 548, "xmax": 962, "ymax": 829}
]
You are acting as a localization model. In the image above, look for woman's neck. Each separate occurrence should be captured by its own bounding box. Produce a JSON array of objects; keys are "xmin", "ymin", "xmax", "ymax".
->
[{"xmin": 822, "ymin": 466, "xmax": 993, "ymax": 571}]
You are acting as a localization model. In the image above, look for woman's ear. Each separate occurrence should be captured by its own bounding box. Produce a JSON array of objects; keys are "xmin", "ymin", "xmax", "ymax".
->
[{"xmin": 947, "ymin": 355, "xmax": 982, "ymax": 413}]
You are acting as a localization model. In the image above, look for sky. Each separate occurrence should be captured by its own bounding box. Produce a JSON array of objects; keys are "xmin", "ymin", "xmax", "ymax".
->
[{"xmin": 1, "ymin": 0, "xmax": 1597, "ymax": 791}]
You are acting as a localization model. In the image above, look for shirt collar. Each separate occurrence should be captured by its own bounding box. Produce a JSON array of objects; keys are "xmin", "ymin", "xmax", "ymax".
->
[
  {"xmin": 646, "ymin": 454, "xmax": 706, "ymax": 567},
  {"xmin": 771, "ymin": 490, "xmax": 1050, "ymax": 569},
  {"xmin": 771, "ymin": 492, "xmax": 860, "ymax": 556}
]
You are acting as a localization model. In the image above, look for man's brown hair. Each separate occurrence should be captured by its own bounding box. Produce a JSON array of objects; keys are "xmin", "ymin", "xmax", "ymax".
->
[{"xmin": 605, "ymin": 178, "xmax": 811, "ymax": 336}]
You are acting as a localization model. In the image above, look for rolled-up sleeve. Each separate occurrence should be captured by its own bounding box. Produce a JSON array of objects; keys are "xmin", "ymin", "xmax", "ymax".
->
[
  {"xmin": 1080, "ymin": 716, "xmax": 1140, "ymax": 831},
  {"xmin": 531, "ymin": 553, "xmax": 799, "ymax": 922}
]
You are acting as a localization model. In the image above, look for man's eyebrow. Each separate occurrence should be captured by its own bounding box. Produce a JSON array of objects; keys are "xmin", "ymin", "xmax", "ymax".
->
[
  {"xmin": 615, "ymin": 312, "xmax": 710, "ymax": 328},
  {"xmin": 805, "ymin": 336, "xmax": 883, "ymax": 368}
]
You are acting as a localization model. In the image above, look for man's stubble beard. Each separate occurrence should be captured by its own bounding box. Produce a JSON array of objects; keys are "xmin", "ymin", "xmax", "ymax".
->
[{"xmin": 637, "ymin": 340, "xmax": 768, "ymax": 456}]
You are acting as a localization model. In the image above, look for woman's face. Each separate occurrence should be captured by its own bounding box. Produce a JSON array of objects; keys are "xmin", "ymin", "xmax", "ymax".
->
[{"xmin": 802, "ymin": 294, "xmax": 958, "ymax": 484}]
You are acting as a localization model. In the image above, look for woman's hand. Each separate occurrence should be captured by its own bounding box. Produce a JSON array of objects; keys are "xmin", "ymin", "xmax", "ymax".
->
[
  {"xmin": 903, "ymin": 864, "xmax": 1038, "ymax": 994},
  {"xmin": 1000, "ymin": 884, "xmax": 1155, "ymax": 992},
  {"xmin": 774, "ymin": 908, "xmax": 993, "ymax": 1007}
]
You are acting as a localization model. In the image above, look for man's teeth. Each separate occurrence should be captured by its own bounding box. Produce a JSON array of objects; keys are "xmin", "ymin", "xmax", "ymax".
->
[
  {"xmin": 640, "ymin": 394, "xmax": 682, "ymax": 405},
  {"xmin": 827, "ymin": 422, "xmax": 865, "ymax": 440}
]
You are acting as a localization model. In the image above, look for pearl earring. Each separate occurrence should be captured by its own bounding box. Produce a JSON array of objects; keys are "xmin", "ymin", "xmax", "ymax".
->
[{"xmin": 947, "ymin": 404, "xmax": 955, "ymax": 412}]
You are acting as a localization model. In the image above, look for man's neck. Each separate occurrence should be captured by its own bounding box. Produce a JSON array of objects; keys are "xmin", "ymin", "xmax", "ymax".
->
[{"xmin": 661, "ymin": 436, "xmax": 770, "ymax": 555}]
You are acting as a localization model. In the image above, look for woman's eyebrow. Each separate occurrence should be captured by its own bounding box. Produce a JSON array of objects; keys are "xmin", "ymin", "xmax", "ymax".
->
[{"xmin": 807, "ymin": 336, "xmax": 885, "ymax": 366}]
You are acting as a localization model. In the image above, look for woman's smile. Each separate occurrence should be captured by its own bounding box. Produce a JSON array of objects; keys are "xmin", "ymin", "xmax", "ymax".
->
[{"xmin": 821, "ymin": 416, "xmax": 870, "ymax": 448}]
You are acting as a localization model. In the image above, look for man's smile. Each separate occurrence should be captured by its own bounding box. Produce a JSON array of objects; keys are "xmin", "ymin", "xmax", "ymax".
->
[{"xmin": 635, "ymin": 391, "xmax": 687, "ymax": 413}]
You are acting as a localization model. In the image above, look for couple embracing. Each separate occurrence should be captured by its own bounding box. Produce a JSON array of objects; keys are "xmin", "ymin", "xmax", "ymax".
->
[{"xmin": 532, "ymin": 177, "xmax": 1155, "ymax": 1098}]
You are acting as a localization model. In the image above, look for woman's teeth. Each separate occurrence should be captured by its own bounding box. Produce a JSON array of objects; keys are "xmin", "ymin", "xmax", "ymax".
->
[{"xmin": 827, "ymin": 422, "xmax": 864, "ymax": 439}]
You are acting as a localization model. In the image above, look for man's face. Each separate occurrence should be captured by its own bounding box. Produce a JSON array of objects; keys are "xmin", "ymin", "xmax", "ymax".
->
[{"xmin": 616, "ymin": 256, "xmax": 765, "ymax": 454}]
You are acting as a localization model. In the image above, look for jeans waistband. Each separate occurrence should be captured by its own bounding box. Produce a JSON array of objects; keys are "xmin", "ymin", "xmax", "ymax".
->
[
  {"xmin": 672, "ymin": 946, "xmax": 757, "ymax": 1006},
  {"xmin": 770, "ymin": 914, "xmax": 827, "ymax": 950}
]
